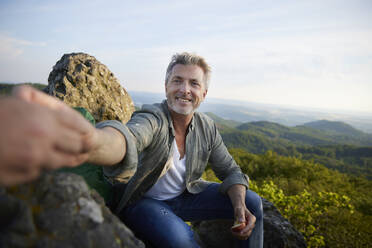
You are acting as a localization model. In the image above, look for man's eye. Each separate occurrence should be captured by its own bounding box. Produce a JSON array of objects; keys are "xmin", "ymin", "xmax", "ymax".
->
[{"xmin": 192, "ymin": 81, "xmax": 200, "ymax": 87}]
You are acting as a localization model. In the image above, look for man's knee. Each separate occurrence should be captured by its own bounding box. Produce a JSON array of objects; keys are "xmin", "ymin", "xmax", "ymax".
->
[
  {"xmin": 144, "ymin": 216, "xmax": 199, "ymax": 248},
  {"xmin": 160, "ymin": 229, "xmax": 199, "ymax": 248},
  {"xmin": 121, "ymin": 199, "xmax": 199, "ymax": 248},
  {"xmin": 245, "ymin": 190, "xmax": 263, "ymax": 220}
]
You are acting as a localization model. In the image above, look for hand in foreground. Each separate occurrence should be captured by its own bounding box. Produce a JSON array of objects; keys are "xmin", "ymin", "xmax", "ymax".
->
[{"xmin": 0, "ymin": 86, "xmax": 97, "ymax": 186}]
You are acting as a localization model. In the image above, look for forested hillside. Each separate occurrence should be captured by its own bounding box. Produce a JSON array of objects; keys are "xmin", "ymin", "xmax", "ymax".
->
[
  {"xmin": 204, "ymin": 112, "xmax": 372, "ymax": 247},
  {"xmin": 206, "ymin": 113, "xmax": 372, "ymax": 180},
  {"xmin": 203, "ymin": 149, "xmax": 372, "ymax": 247},
  {"xmin": 236, "ymin": 120, "xmax": 372, "ymax": 146},
  {"xmin": 303, "ymin": 119, "xmax": 366, "ymax": 136},
  {"xmin": 209, "ymin": 149, "xmax": 372, "ymax": 247}
]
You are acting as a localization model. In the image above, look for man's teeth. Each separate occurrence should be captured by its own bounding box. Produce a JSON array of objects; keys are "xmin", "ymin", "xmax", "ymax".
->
[{"xmin": 177, "ymin": 97, "xmax": 191, "ymax": 102}]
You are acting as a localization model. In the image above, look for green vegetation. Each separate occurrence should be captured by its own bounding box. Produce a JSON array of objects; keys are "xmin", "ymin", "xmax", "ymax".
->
[
  {"xmin": 59, "ymin": 162, "xmax": 111, "ymax": 201},
  {"xmin": 4, "ymin": 82, "xmax": 370, "ymax": 247},
  {"xmin": 285, "ymin": 145, "xmax": 372, "ymax": 179},
  {"xmin": 212, "ymin": 117, "xmax": 372, "ymax": 180},
  {"xmin": 303, "ymin": 119, "xmax": 367, "ymax": 137},
  {"xmin": 203, "ymin": 150, "xmax": 372, "ymax": 247},
  {"xmin": 205, "ymin": 114, "xmax": 372, "ymax": 247},
  {"xmin": 0, "ymin": 82, "xmax": 46, "ymax": 95}
]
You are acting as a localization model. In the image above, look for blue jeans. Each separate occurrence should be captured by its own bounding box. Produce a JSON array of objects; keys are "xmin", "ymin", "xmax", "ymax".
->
[{"xmin": 119, "ymin": 183, "xmax": 263, "ymax": 248}]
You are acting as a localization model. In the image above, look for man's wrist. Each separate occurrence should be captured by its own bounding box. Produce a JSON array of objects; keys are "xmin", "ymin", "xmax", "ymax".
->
[{"xmin": 228, "ymin": 184, "xmax": 247, "ymax": 208}]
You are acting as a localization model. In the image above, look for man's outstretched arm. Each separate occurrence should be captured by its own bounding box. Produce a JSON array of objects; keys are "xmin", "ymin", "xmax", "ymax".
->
[{"xmin": 86, "ymin": 126, "xmax": 126, "ymax": 166}]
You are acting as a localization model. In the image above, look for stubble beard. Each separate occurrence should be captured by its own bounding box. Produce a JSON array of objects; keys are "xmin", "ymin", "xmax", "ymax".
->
[{"xmin": 166, "ymin": 93, "xmax": 196, "ymax": 116}]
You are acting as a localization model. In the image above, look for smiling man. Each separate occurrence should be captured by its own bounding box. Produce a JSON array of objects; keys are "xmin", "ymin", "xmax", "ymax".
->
[
  {"xmin": 90, "ymin": 52, "xmax": 263, "ymax": 247},
  {"xmin": 165, "ymin": 63, "xmax": 207, "ymax": 116}
]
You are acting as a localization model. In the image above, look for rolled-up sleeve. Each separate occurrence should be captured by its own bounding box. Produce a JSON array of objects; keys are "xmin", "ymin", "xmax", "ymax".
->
[
  {"xmin": 96, "ymin": 110, "xmax": 161, "ymax": 184},
  {"xmin": 208, "ymin": 123, "xmax": 249, "ymax": 194},
  {"xmin": 96, "ymin": 120, "xmax": 139, "ymax": 184}
]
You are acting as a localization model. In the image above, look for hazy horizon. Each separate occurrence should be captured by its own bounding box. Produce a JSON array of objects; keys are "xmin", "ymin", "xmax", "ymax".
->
[
  {"xmin": 3, "ymin": 81, "xmax": 372, "ymax": 116},
  {"xmin": 1, "ymin": 0, "xmax": 371, "ymax": 113}
]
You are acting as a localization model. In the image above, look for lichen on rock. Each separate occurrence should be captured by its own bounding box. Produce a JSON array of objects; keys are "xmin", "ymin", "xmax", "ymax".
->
[
  {"xmin": 78, "ymin": 197, "xmax": 104, "ymax": 224},
  {"xmin": 44, "ymin": 53, "xmax": 135, "ymax": 124},
  {"xmin": 0, "ymin": 172, "xmax": 145, "ymax": 248}
]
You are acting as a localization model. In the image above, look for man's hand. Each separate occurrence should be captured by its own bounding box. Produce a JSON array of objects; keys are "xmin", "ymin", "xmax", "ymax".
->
[
  {"xmin": 0, "ymin": 86, "xmax": 97, "ymax": 186},
  {"xmin": 227, "ymin": 184, "xmax": 256, "ymax": 240}
]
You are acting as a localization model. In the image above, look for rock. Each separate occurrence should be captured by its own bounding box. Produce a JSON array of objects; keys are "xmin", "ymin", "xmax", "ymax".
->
[
  {"xmin": 44, "ymin": 53, "xmax": 135, "ymax": 123},
  {"xmin": 261, "ymin": 198, "xmax": 306, "ymax": 248},
  {"xmin": 0, "ymin": 172, "xmax": 145, "ymax": 248},
  {"xmin": 192, "ymin": 198, "xmax": 306, "ymax": 248}
]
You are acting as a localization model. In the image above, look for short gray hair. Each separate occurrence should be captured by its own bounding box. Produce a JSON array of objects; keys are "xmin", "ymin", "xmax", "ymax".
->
[{"xmin": 165, "ymin": 52, "xmax": 211, "ymax": 89}]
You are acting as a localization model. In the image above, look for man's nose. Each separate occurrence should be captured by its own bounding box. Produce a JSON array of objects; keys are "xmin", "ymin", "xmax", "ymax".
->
[{"xmin": 180, "ymin": 82, "xmax": 191, "ymax": 94}]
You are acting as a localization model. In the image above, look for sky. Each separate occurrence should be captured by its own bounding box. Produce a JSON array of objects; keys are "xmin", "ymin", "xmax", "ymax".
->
[{"xmin": 1, "ymin": 0, "xmax": 372, "ymax": 114}]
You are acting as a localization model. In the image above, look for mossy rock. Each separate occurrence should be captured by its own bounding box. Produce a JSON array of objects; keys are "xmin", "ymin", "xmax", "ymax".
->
[{"xmin": 58, "ymin": 108, "xmax": 112, "ymax": 202}]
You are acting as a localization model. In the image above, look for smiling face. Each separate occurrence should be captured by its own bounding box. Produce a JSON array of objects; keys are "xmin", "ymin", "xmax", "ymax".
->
[{"xmin": 165, "ymin": 64, "xmax": 208, "ymax": 117}]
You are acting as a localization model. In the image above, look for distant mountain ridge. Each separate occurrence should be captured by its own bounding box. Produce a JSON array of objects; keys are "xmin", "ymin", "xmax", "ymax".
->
[
  {"xmin": 2, "ymin": 84, "xmax": 372, "ymax": 134},
  {"xmin": 205, "ymin": 112, "xmax": 372, "ymax": 179},
  {"xmin": 211, "ymin": 116, "xmax": 372, "ymax": 147},
  {"xmin": 302, "ymin": 120, "xmax": 366, "ymax": 137},
  {"xmin": 128, "ymin": 90, "xmax": 372, "ymax": 134}
]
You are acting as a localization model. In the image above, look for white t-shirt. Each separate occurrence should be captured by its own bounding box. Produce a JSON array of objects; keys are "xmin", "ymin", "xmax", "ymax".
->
[{"xmin": 144, "ymin": 141, "xmax": 186, "ymax": 200}]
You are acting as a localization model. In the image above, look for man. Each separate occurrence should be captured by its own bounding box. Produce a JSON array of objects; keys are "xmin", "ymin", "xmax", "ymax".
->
[
  {"xmin": 7, "ymin": 53, "xmax": 263, "ymax": 247},
  {"xmin": 92, "ymin": 52, "xmax": 263, "ymax": 247},
  {"xmin": 0, "ymin": 86, "xmax": 95, "ymax": 186}
]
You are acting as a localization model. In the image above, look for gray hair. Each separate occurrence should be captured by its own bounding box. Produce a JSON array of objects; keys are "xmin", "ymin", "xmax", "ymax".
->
[{"xmin": 165, "ymin": 52, "xmax": 211, "ymax": 89}]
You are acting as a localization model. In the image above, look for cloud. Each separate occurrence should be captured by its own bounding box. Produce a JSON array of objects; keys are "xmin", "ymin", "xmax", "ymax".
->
[{"xmin": 0, "ymin": 34, "xmax": 46, "ymax": 59}]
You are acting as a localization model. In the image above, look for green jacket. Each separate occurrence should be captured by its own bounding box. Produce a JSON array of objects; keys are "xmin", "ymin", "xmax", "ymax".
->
[{"xmin": 96, "ymin": 100, "xmax": 249, "ymax": 214}]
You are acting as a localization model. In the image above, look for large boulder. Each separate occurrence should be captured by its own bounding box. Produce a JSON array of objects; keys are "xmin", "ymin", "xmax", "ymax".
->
[
  {"xmin": 0, "ymin": 172, "xmax": 144, "ymax": 248},
  {"xmin": 192, "ymin": 198, "xmax": 306, "ymax": 248},
  {"xmin": 44, "ymin": 53, "xmax": 134, "ymax": 123}
]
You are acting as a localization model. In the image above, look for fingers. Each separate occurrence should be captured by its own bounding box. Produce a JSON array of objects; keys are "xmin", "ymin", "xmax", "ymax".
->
[
  {"xmin": 0, "ymin": 91, "xmax": 94, "ymax": 186},
  {"xmin": 0, "ymin": 150, "xmax": 88, "ymax": 187},
  {"xmin": 57, "ymin": 108, "xmax": 94, "ymax": 135},
  {"xmin": 12, "ymin": 85, "xmax": 34, "ymax": 101},
  {"xmin": 13, "ymin": 85, "xmax": 73, "ymax": 114},
  {"xmin": 242, "ymin": 214, "xmax": 256, "ymax": 238},
  {"xmin": 231, "ymin": 208, "xmax": 257, "ymax": 240},
  {"xmin": 13, "ymin": 85, "xmax": 60, "ymax": 109},
  {"xmin": 53, "ymin": 127, "xmax": 86, "ymax": 154},
  {"xmin": 241, "ymin": 210, "xmax": 256, "ymax": 238},
  {"xmin": 14, "ymin": 86, "xmax": 93, "ymax": 135},
  {"xmin": 51, "ymin": 122, "xmax": 97, "ymax": 164},
  {"xmin": 0, "ymin": 163, "xmax": 40, "ymax": 187},
  {"xmin": 43, "ymin": 150, "xmax": 90, "ymax": 170}
]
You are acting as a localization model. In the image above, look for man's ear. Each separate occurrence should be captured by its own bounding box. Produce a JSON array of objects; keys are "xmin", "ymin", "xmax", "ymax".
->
[{"xmin": 203, "ymin": 89, "xmax": 208, "ymax": 99}]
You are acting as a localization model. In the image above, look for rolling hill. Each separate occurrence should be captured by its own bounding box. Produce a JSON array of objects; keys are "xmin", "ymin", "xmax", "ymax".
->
[{"xmin": 205, "ymin": 113, "xmax": 372, "ymax": 179}]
